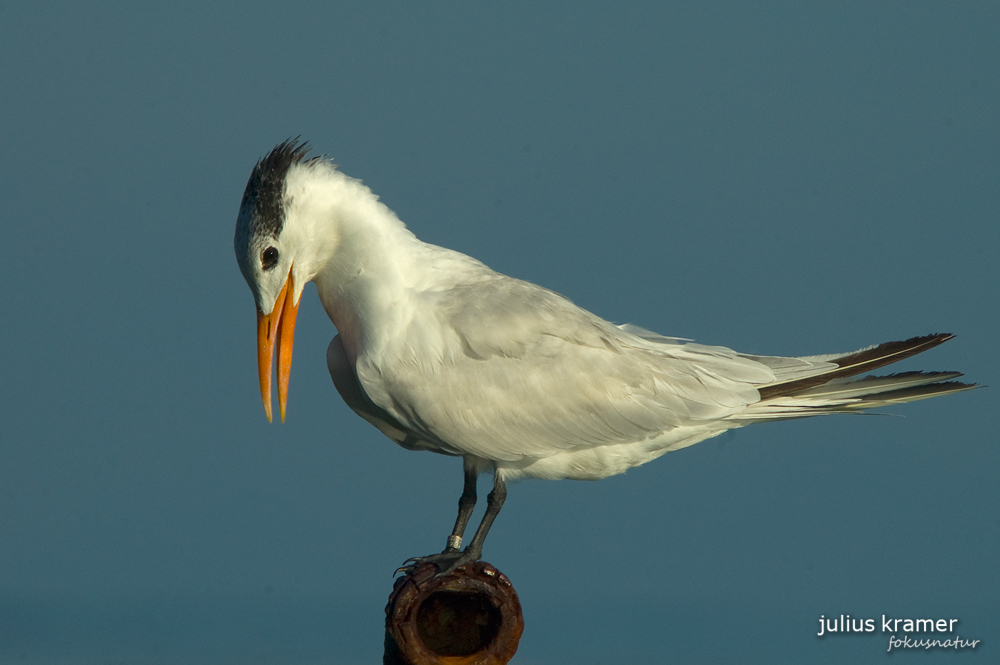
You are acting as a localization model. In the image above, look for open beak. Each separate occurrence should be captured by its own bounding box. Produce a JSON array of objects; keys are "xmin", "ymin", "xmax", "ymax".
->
[{"xmin": 256, "ymin": 270, "xmax": 300, "ymax": 422}]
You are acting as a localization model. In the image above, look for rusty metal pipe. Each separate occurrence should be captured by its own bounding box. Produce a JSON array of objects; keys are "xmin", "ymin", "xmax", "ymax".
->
[{"xmin": 384, "ymin": 562, "xmax": 523, "ymax": 665}]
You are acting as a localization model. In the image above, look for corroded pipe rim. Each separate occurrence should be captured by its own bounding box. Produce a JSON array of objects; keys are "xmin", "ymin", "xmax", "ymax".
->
[{"xmin": 385, "ymin": 561, "xmax": 524, "ymax": 665}]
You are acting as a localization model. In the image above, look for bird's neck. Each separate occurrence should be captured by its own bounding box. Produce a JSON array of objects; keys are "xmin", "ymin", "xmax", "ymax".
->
[{"xmin": 295, "ymin": 168, "xmax": 425, "ymax": 365}]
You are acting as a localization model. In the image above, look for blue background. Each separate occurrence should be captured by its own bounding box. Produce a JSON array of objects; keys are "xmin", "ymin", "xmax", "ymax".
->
[{"xmin": 2, "ymin": 3, "xmax": 997, "ymax": 663}]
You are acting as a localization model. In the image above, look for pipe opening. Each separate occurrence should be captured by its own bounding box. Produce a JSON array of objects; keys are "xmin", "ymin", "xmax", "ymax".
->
[{"xmin": 416, "ymin": 590, "xmax": 502, "ymax": 656}]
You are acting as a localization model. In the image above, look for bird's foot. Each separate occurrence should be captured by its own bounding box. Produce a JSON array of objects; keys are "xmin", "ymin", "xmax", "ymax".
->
[{"xmin": 396, "ymin": 547, "xmax": 481, "ymax": 578}]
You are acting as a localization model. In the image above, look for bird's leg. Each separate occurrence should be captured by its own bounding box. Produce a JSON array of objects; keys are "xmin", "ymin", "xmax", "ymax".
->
[
  {"xmin": 457, "ymin": 473, "xmax": 506, "ymax": 564},
  {"xmin": 444, "ymin": 466, "xmax": 478, "ymax": 552},
  {"xmin": 399, "ymin": 470, "xmax": 507, "ymax": 577}
]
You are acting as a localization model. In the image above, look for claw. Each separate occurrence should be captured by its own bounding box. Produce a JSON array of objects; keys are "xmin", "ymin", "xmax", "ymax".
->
[
  {"xmin": 395, "ymin": 549, "xmax": 481, "ymax": 578},
  {"xmin": 394, "ymin": 556, "xmax": 431, "ymax": 576},
  {"xmin": 394, "ymin": 556, "xmax": 426, "ymax": 576}
]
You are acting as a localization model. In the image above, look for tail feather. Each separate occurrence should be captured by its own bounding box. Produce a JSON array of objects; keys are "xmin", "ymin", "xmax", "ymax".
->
[
  {"xmin": 757, "ymin": 333, "xmax": 955, "ymax": 400},
  {"xmin": 793, "ymin": 371, "xmax": 964, "ymax": 400},
  {"xmin": 736, "ymin": 334, "xmax": 980, "ymax": 422},
  {"xmin": 850, "ymin": 379, "xmax": 978, "ymax": 407}
]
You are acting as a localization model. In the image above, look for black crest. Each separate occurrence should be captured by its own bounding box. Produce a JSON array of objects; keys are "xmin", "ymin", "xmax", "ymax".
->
[{"xmin": 239, "ymin": 138, "xmax": 314, "ymax": 239}]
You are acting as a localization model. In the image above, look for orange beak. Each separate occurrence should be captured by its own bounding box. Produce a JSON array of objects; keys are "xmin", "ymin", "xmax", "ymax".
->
[{"xmin": 256, "ymin": 270, "xmax": 300, "ymax": 422}]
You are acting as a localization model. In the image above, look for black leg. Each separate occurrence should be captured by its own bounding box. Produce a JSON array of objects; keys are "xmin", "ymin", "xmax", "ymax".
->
[
  {"xmin": 398, "ymin": 469, "xmax": 507, "ymax": 577},
  {"xmin": 460, "ymin": 473, "xmax": 505, "ymax": 562},
  {"xmin": 445, "ymin": 466, "xmax": 478, "ymax": 552}
]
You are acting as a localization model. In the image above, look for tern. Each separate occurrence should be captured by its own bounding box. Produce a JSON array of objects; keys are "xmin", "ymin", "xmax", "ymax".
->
[{"xmin": 234, "ymin": 139, "xmax": 977, "ymax": 575}]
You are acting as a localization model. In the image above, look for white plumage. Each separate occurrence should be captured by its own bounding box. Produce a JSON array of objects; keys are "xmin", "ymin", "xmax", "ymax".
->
[{"xmin": 235, "ymin": 140, "xmax": 976, "ymax": 573}]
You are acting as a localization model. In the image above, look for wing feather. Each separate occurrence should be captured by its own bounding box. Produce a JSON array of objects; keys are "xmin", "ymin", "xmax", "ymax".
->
[{"xmin": 354, "ymin": 276, "xmax": 775, "ymax": 461}]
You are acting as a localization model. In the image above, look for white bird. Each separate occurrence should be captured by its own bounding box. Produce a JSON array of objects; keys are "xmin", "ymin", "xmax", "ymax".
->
[{"xmin": 234, "ymin": 139, "xmax": 977, "ymax": 575}]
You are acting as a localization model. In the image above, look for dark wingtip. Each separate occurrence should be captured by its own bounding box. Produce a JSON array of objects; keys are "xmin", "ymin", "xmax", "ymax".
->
[
  {"xmin": 758, "ymin": 333, "xmax": 962, "ymax": 401},
  {"xmin": 831, "ymin": 333, "xmax": 954, "ymax": 370}
]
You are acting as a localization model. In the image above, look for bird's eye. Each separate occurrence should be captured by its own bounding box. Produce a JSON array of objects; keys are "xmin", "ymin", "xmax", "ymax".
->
[{"xmin": 261, "ymin": 246, "xmax": 279, "ymax": 271}]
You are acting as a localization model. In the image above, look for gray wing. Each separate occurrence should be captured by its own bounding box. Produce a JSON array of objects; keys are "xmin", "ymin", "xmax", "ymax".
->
[{"xmin": 351, "ymin": 276, "xmax": 781, "ymax": 462}]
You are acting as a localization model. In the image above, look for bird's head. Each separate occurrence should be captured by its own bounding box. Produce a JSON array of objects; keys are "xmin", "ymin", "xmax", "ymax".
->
[
  {"xmin": 234, "ymin": 138, "xmax": 318, "ymax": 423},
  {"xmin": 235, "ymin": 138, "xmax": 408, "ymax": 422}
]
